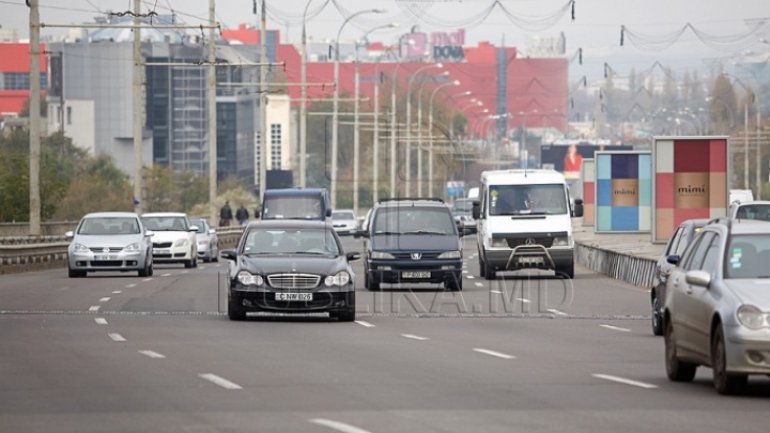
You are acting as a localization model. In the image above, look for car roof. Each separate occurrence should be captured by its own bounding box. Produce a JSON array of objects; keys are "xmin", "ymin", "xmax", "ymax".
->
[
  {"xmin": 375, "ymin": 198, "xmax": 447, "ymax": 208},
  {"xmin": 245, "ymin": 220, "xmax": 332, "ymax": 230},
  {"xmin": 726, "ymin": 219, "xmax": 770, "ymax": 235},
  {"xmin": 481, "ymin": 169, "xmax": 566, "ymax": 185},
  {"xmin": 680, "ymin": 218, "xmax": 710, "ymax": 228},
  {"xmin": 735, "ymin": 201, "xmax": 770, "ymax": 206},
  {"xmin": 141, "ymin": 212, "xmax": 188, "ymax": 217},
  {"xmin": 83, "ymin": 212, "xmax": 139, "ymax": 218},
  {"xmin": 263, "ymin": 188, "xmax": 327, "ymax": 197}
]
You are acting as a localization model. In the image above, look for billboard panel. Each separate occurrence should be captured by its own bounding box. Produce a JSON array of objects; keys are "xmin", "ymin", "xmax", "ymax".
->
[
  {"xmin": 580, "ymin": 159, "xmax": 595, "ymax": 226},
  {"xmin": 652, "ymin": 137, "xmax": 729, "ymax": 243},
  {"xmin": 595, "ymin": 151, "xmax": 652, "ymax": 233},
  {"xmin": 540, "ymin": 143, "xmax": 633, "ymax": 180}
]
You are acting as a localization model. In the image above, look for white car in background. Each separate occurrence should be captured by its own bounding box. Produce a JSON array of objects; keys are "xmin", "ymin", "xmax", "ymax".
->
[
  {"xmin": 190, "ymin": 217, "xmax": 219, "ymax": 263},
  {"xmin": 331, "ymin": 210, "xmax": 358, "ymax": 235},
  {"xmin": 141, "ymin": 212, "xmax": 199, "ymax": 268}
]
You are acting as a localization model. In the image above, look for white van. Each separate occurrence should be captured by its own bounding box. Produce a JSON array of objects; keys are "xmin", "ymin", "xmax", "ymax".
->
[{"xmin": 472, "ymin": 169, "xmax": 582, "ymax": 279}]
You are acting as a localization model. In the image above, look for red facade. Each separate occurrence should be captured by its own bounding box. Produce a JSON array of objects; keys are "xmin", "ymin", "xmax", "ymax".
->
[{"xmin": 0, "ymin": 43, "xmax": 47, "ymax": 117}]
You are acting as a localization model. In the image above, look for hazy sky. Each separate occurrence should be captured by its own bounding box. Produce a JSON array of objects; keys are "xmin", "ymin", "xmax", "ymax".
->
[{"xmin": 2, "ymin": 0, "xmax": 769, "ymax": 80}]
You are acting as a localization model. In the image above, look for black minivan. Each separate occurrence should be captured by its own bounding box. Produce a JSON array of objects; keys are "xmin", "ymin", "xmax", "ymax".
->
[{"xmin": 358, "ymin": 198, "xmax": 465, "ymax": 291}]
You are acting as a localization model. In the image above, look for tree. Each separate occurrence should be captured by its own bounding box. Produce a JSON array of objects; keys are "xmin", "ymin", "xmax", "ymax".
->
[{"xmin": 709, "ymin": 74, "xmax": 738, "ymax": 134}]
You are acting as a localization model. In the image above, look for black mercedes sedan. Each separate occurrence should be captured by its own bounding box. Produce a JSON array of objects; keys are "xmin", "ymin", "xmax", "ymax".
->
[{"xmin": 220, "ymin": 220, "xmax": 359, "ymax": 321}]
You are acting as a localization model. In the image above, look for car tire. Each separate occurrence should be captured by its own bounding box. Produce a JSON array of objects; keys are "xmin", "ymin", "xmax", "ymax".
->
[
  {"xmin": 184, "ymin": 259, "xmax": 194, "ymax": 268},
  {"xmin": 138, "ymin": 258, "xmax": 151, "ymax": 277},
  {"xmin": 479, "ymin": 255, "xmax": 486, "ymax": 278},
  {"xmin": 445, "ymin": 274, "xmax": 463, "ymax": 291},
  {"xmin": 148, "ymin": 261, "xmax": 154, "ymax": 276},
  {"xmin": 484, "ymin": 261, "xmax": 497, "ymax": 280},
  {"xmin": 68, "ymin": 267, "xmax": 85, "ymax": 278},
  {"xmin": 712, "ymin": 325, "xmax": 747, "ymax": 395},
  {"xmin": 665, "ymin": 317, "xmax": 697, "ymax": 382},
  {"xmin": 651, "ymin": 294, "xmax": 663, "ymax": 336},
  {"xmin": 365, "ymin": 272, "xmax": 380, "ymax": 291},
  {"xmin": 556, "ymin": 263, "xmax": 575, "ymax": 279},
  {"xmin": 228, "ymin": 295, "xmax": 246, "ymax": 321}
]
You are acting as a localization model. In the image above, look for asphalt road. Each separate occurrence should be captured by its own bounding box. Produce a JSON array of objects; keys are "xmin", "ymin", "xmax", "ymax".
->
[{"xmin": 1, "ymin": 236, "xmax": 768, "ymax": 433}]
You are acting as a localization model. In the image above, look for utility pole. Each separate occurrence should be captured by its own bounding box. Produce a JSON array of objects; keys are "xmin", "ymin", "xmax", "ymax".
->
[
  {"xmin": 417, "ymin": 90, "xmax": 423, "ymax": 197},
  {"xmin": 353, "ymin": 52, "xmax": 360, "ymax": 215},
  {"xmin": 373, "ymin": 72, "xmax": 380, "ymax": 203},
  {"xmin": 756, "ymin": 96, "xmax": 762, "ymax": 199},
  {"xmin": 207, "ymin": 0, "xmax": 217, "ymax": 224},
  {"xmin": 258, "ymin": 0, "xmax": 268, "ymax": 201},
  {"xmin": 132, "ymin": 0, "xmax": 143, "ymax": 214},
  {"xmin": 390, "ymin": 70, "xmax": 397, "ymax": 197},
  {"xmin": 745, "ymin": 102, "xmax": 749, "ymax": 190},
  {"xmin": 28, "ymin": 0, "xmax": 41, "ymax": 235}
]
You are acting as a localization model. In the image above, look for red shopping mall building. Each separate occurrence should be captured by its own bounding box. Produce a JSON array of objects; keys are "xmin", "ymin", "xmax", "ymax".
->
[{"xmin": 0, "ymin": 43, "xmax": 47, "ymax": 120}]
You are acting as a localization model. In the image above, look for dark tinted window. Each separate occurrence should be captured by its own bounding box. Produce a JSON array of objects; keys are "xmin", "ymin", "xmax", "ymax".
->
[
  {"xmin": 700, "ymin": 234, "xmax": 722, "ymax": 276},
  {"xmin": 725, "ymin": 234, "xmax": 770, "ymax": 279},
  {"xmin": 666, "ymin": 227, "xmax": 684, "ymax": 256},
  {"xmin": 735, "ymin": 204, "xmax": 770, "ymax": 221},
  {"xmin": 373, "ymin": 206, "xmax": 456, "ymax": 235},
  {"xmin": 684, "ymin": 232, "xmax": 715, "ymax": 271},
  {"xmin": 488, "ymin": 184, "xmax": 567, "ymax": 216},
  {"xmin": 242, "ymin": 228, "xmax": 340, "ymax": 256},
  {"xmin": 262, "ymin": 196, "xmax": 322, "ymax": 220}
]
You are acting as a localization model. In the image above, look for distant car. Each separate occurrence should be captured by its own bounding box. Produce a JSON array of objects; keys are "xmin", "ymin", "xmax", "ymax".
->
[
  {"xmin": 728, "ymin": 201, "xmax": 770, "ymax": 222},
  {"xmin": 260, "ymin": 188, "xmax": 332, "ymax": 221},
  {"xmin": 650, "ymin": 219, "xmax": 709, "ymax": 335},
  {"xmin": 729, "ymin": 189, "xmax": 754, "ymax": 204},
  {"xmin": 360, "ymin": 198, "xmax": 465, "ymax": 291},
  {"xmin": 141, "ymin": 212, "xmax": 199, "ymax": 268},
  {"xmin": 331, "ymin": 210, "xmax": 357, "ymax": 235},
  {"xmin": 663, "ymin": 219, "xmax": 770, "ymax": 394},
  {"xmin": 220, "ymin": 220, "xmax": 359, "ymax": 321},
  {"xmin": 190, "ymin": 218, "xmax": 219, "ymax": 263},
  {"xmin": 451, "ymin": 198, "xmax": 476, "ymax": 234},
  {"xmin": 66, "ymin": 212, "xmax": 153, "ymax": 277}
]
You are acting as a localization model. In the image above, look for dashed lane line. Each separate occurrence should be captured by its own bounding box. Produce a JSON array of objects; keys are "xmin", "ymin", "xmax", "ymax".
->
[
  {"xmin": 198, "ymin": 373, "xmax": 242, "ymax": 390},
  {"xmin": 592, "ymin": 374, "xmax": 657, "ymax": 389},
  {"xmin": 88, "ymin": 305, "xmax": 100, "ymax": 312},
  {"xmin": 401, "ymin": 333, "xmax": 430, "ymax": 341},
  {"xmin": 108, "ymin": 333, "xmax": 126, "ymax": 342},
  {"xmin": 355, "ymin": 320, "xmax": 375, "ymax": 328},
  {"xmin": 309, "ymin": 418, "xmax": 373, "ymax": 433},
  {"xmin": 600, "ymin": 324, "xmax": 632, "ymax": 332},
  {"xmin": 99, "ymin": 297, "xmax": 111, "ymax": 302},
  {"xmin": 474, "ymin": 282, "xmax": 484, "ymax": 287},
  {"xmin": 517, "ymin": 298, "xmax": 531, "ymax": 304},
  {"xmin": 161, "ymin": 273, "xmax": 172, "ymax": 277},
  {"xmin": 547, "ymin": 308, "xmax": 568, "ymax": 316},
  {"xmin": 113, "ymin": 290, "xmax": 123, "ymax": 294},
  {"xmin": 473, "ymin": 348, "xmax": 516, "ymax": 360},
  {"xmin": 138, "ymin": 350, "xmax": 166, "ymax": 359},
  {"xmin": 94, "ymin": 317, "xmax": 108, "ymax": 325},
  {"xmin": 141, "ymin": 278, "xmax": 153, "ymax": 282}
]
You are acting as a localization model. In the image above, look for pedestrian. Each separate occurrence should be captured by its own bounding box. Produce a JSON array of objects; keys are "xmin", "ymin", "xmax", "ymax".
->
[
  {"xmin": 236, "ymin": 204, "xmax": 250, "ymax": 226},
  {"xmin": 219, "ymin": 201, "xmax": 233, "ymax": 227}
]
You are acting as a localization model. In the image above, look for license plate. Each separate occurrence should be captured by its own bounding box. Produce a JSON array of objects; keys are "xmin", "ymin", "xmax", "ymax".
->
[
  {"xmin": 402, "ymin": 271, "xmax": 430, "ymax": 279},
  {"xmin": 275, "ymin": 292, "xmax": 313, "ymax": 301},
  {"xmin": 95, "ymin": 255, "xmax": 117, "ymax": 260},
  {"xmin": 154, "ymin": 249, "xmax": 169, "ymax": 254},
  {"xmin": 519, "ymin": 257, "xmax": 544, "ymax": 264}
]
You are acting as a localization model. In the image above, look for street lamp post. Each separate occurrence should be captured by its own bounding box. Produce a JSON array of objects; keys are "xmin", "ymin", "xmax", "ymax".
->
[
  {"xmin": 416, "ymin": 70, "xmax": 449, "ymax": 196},
  {"xmin": 405, "ymin": 63, "xmax": 443, "ymax": 196},
  {"xmin": 331, "ymin": 8, "xmax": 384, "ymax": 209},
  {"xmin": 428, "ymin": 79, "xmax": 460, "ymax": 197}
]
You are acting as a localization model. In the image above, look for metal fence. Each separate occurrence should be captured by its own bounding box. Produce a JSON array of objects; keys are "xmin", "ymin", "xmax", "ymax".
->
[{"xmin": 574, "ymin": 242, "xmax": 657, "ymax": 289}]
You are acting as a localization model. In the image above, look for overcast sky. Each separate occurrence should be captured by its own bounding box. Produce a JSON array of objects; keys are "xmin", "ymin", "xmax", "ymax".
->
[{"xmin": 2, "ymin": 0, "xmax": 769, "ymax": 81}]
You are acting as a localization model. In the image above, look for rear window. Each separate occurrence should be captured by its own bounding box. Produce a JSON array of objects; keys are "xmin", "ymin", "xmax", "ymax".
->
[
  {"xmin": 735, "ymin": 204, "xmax": 770, "ymax": 222},
  {"xmin": 262, "ymin": 196, "xmax": 323, "ymax": 220},
  {"xmin": 142, "ymin": 216, "xmax": 188, "ymax": 231},
  {"xmin": 373, "ymin": 206, "xmax": 456, "ymax": 235},
  {"xmin": 332, "ymin": 211, "xmax": 356, "ymax": 220}
]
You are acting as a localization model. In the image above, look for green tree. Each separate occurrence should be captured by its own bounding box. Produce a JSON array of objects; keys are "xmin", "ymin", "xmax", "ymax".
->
[{"xmin": 709, "ymin": 73, "xmax": 738, "ymax": 134}]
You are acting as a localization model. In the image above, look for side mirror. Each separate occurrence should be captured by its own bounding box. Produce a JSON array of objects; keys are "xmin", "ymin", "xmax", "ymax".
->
[
  {"xmin": 64, "ymin": 231, "xmax": 74, "ymax": 238},
  {"xmin": 573, "ymin": 198, "xmax": 584, "ymax": 218},
  {"xmin": 666, "ymin": 255, "xmax": 680, "ymax": 265},
  {"xmin": 208, "ymin": 229, "xmax": 216, "ymax": 235},
  {"xmin": 189, "ymin": 226, "xmax": 199, "ymax": 232},
  {"xmin": 145, "ymin": 230, "xmax": 155, "ymax": 237},
  {"xmin": 326, "ymin": 209, "xmax": 333, "ymax": 218},
  {"xmin": 353, "ymin": 230, "xmax": 369, "ymax": 239},
  {"xmin": 220, "ymin": 249, "xmax": 237, "ymax": 261},
  {"xmin": 346, "ymin": 252, "xmax": 361, "ymax": 261},
  {"xmin": 685, "ymin": 270, "xmax": 711, "ymax": 288},
  {"xmin": 472, "ymin": 200, "xmax": 481, "ymax": 220}
]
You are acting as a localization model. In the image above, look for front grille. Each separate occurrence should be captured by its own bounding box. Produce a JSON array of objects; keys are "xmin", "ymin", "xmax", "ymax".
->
[
  {"xmin": 89, "ymin": 247, "xmax": 123, "ymax": 253},
  {"xmin": 506, "ymin": 237, "xmax": 554, "ymax": 248},
  {"xmin": 153, "ymin": 254, "xmax": 172, "ymax": 258},
  {"xmin": 91, "ymin": 260, "xmax": 123, "ymax": 267},
  {"xmin": 153, "ymin": 242, "xmax": 172, "ymax": 248},
  {"xmin": 391, "ymin": 252, "xmax": 441, "ymax": 260},
  {"xmin": 267, "ymin": 273, "xmax": 321, "ymax": 289}
]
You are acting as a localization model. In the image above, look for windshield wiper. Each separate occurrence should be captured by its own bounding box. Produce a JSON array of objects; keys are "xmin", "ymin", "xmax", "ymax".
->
[
  {"xmin": 402, "ymin": 230, "xmax": 447, "ymax": 235},
  {"xmin": 284, "ymin": 251, "xmax": 331, "ymax": 255}
]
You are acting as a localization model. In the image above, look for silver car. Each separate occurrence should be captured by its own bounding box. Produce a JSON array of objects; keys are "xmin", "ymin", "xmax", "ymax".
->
[
  {"xmin": 66, "ymin": 212, "xmax": 153, "ymax": 278},
  {"xmin": 663, "ymin": 219, "xmax": 770, "ymax": 394},
  {"xmin": 190, "ymin": 218, "xmax": 219, "ymax": 263},
  {"xmin": 331, "ymin": 210, "xmax": 357, "ymax": 235}
]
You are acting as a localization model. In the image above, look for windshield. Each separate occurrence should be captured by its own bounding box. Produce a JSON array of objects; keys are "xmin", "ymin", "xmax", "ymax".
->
[
  {"xmin": 735, "ymin": 204, "xmax": 770, "ymax": 222},
  {"xmin": 78, "ymin": 217, "xmax": 140, "ymax": 235},
  {"xmin": 373, "ymin": 206, "xmax": 456, "ymax": 235},
  {"xmin": 725, "ymin": 235, "xmax": 770, "ymax": 279},
  {"xmin": 262, "ymin": 196, "xmax": 323, "ymax": 220},
  {"xmin": 242, "ymin": 228, "xmax": 340, "ymax": 256},
  {"xmin": 332, "ymin": 211, "xmax": 356, "ymax": 220},
  {"xmin": 142, "ymin": 216, "xmax": 189, "ymax": 231},
  {"xmin": 489, "ymin": 184, "xmax": 568, "ymax": 216},
  {"xmin": 190, "ymin": 219, "xmax": 208, "ymax": 234}
]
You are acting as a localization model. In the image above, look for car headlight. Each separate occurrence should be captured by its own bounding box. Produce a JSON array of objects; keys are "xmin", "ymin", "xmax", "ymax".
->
[
  {"xmin": 174, "ymin": 239, "xmax": 189, "ymax": 247},
  {"xmin": 438, "ymin": 250, "xmax": 462, "ymax": 259},
  {"xmin": 552, "ymin": 236, "xmax": 571, "ymax": 247},
  {"xmin": 237, "ymin": 271, "xmax": 263, "ymax": 286},
  {"xmin": 71, "ymin": 243, "xmax": 89, "ymax": 252},
  {"xmin": 123, "ymin": 242, "xmax": 141, "ymax": 252},
  {"xmin": 491, "ymin": 238, "xmax": 508, "ymax": 248},
  {"xmin": 737, "ymin": 305, "xmax": 770, "ymax": 330},
  {"xmin": 325, "ymin": 271, "xmax": 351, "ymax": 287},
  {"xmin": 371, "ymin": 251, "xmax": 395, "ymax": 259}
]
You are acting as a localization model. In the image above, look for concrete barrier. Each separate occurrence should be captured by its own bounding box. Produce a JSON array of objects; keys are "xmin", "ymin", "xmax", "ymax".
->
[{"xmin": 574, "ymin": 241, "xmax": 657, "ymax": 289}]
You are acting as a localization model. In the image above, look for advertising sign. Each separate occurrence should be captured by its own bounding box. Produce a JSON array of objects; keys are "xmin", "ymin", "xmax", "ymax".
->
[
  {"xmin": 652, "ymin": 137, "xmax": 729, "ymax": 243},
  {"xmin": 595, "ymin": 151, "xmax": 652, "ymax": 233},
  {"xmin": 540, "ymin": 143, "xmax": 633, "ymax": 181},
  {"xmin": 446, "ymin": 181, "xmax": 466, "ymax": 198},
  {"xmin": 580, "ymin": 159, "xmax": 595, "ymax": 226}
]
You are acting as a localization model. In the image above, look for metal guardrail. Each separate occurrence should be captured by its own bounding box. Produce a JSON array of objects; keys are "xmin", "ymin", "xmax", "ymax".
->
[
  {"xmin": 574, "ymin": 241, "xmax": 657, "ymax": 288},
  {"xmin": 0, "ymin": 228, "xmax": 244, "ymax": 275}
]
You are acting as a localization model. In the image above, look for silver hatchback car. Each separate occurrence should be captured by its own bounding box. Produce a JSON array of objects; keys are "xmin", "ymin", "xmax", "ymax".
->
[
  {"xmin": 66, "ymin": 212, "xmax": 154, "ymax": 278},
  {"xmin": 663, "ymin": 219, "xmax": 770, "ymax": 394}
]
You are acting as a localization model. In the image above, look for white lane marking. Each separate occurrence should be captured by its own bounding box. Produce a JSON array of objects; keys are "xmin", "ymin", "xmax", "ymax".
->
[
  {"xmin": 401, "ymin": 333, "xmax": 430, "ymax": 341},
  {"xmin": 108, "ymin": 333, "xmax": 126, "ymax": 342},
  {"xmin": 491, "ymin": 290, "xmax": 503, "ymax": 294},
  {"xmin": 125, "ymin": 283, "xmax": 136, "ymax": 288},
  {"xmin": 517, "ymin": 298, "xmax": 531, "ymax": 304},
  {"xmin": 474, "ymin": 282, "xmax": 483, "ymax": 287},
  {"xmin": 462, "ymin": 270, "xmax": 469, "ymax": 274},
  {"xmin": 592, "ymin": 374, "xmax": 658, "ymax": 389},
  {"xmin": 181, "ymin": 270, "xmax": 189, "ymax": 274},
  {"xmin": 547, "ymin": 308, "xmax": 568, "ymax": 316},
  {"xmin": 309, "ymin": 418, "xmax": 373, "ymax": 433},
  {"xmin": 467, "ymin": 275, "xmax": 475, "ymax": 280},
  {"xmin": 94, "ymin": 317, "xmax": 108, "ymax": 325},
  {"xmin": 600, "ymin": 324, "xmax": 632, "ymax": 332},
  {"xmin": 99, "ymin": 297, "xmax": 111, "ymax": 302},
  {"xmin": 198, "ymin": 373, "xmax": 242, "ymax": 390},
  {"xmin": 473, "ymin": 348, "xmax": 516, "ymax": 360},
  {"xmin": 355, "ymin": 320, "xmax": 375, "ymax": 328},
  {"xmin": 113, "ymin": 290, "xmax": 123, "ymax": 294},
  {"xmin": 139, "ymin": 350, "xmax": 166, "ymax": 359},
  {"xmin": 199, "ymin": 266, "xmax": 206, "ymax": 270},
  {"xmin": 88, "ymin": 305, "xmax": 100, "ymax": 312},
  {"xmin": 161, "ymin": 273, "xmax": 172, "ymax": 277},
  {"xmin": 142, "ymin": 278, "xmax": 153, "ymax": 282}
]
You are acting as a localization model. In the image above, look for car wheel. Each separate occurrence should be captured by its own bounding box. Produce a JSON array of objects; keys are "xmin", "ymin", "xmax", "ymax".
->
[
  {"xmin": 651, "ymin": 294, "xmax": 663, "ymax": 336},
  {"xmin": 365, "ymin": 272, "xmax": 380, "ymax": 291},
  {"xmin": 712, "ymin": 325, "xmax": 747, "ymax": 395},
  {"xmin": 68, "ymin": 267, "xmax": 85, "ymax": 278},
  {"xmin": 665, "ymin": 317, "xmax": 697, "ymax": 382},
  {"xmin": 184, "ymin": 259, "xmax": 194, "ymax": 268},
  {"xmin": 138, "ymin": 258, "xmax": 150, "ymax": 277},
  {"xmin": 479, "ymin": 255, "xmax": 486, "ymax": 278},
  {"xmin": 228, "ymin": 295, "xmax": 246, "ymax": 321},
  {"xmin": 484, "ymin": 261, "xmax": 497, "ymax": 280},
  {"xmin": 556, "ymin": 263, "xmax": 575, "ymax": 279},
  {"xmin": 336, "ymin": 307, "xmax": 356, "ymax": 322},
  {"xmin": 148, "ymin": 261, "xmax": 154, "ymax": 276},
  {"xmin": 445, "ymin": 274, "xmax": 463, "ymax": 291}
]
